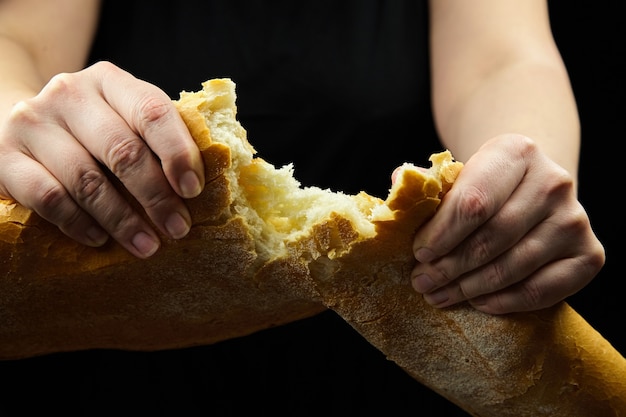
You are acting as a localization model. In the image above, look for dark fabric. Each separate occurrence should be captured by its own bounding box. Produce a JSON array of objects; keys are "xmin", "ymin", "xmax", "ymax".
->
[
  {"xmin": 2, "ymin": 2, "xmax": 623, "ymax": 416},
  {"xmin": 87, "ymin": 0, "xmax": 442, "ymax": 197},
  {"xmin": 547, "ymin": 0, "xmax": 626, "ymax": 374},
  {"xmin": 1, "ymin": 2, "xmax": 471, "ymax": 416}
]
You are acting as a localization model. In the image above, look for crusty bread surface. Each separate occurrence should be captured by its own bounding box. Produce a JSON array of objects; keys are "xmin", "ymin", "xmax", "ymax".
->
[{"xmin": 1, "ymin": 78, "xmax": 625, "ymax": 416}]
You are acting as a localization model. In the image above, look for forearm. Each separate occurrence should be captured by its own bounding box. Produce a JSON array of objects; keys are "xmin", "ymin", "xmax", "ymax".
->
[
  {"xmin": 0, "ymin": 35, "xmax": 48, "ymax": 117},
  {"xmin": 434, "ymin": 58, "xmax": 580, "ymax": 179},
  {"xmin": 0, "ymin": 0, "xmax": 100, "ymax": 118}
]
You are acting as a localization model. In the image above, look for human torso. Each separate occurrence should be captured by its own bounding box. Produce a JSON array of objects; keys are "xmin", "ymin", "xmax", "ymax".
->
[{"xmin": 89, "ymin": 0, "xmax": 439, "ymax": 197}]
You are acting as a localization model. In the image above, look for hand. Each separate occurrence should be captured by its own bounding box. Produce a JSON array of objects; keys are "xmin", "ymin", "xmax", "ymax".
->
[
  {"xmin": 0, "ymin": 61, "xmax": 205, "ymax": 258},
  {"xmin": 410, "ymin": 134, "xmax": 605, "ymax": 314}
]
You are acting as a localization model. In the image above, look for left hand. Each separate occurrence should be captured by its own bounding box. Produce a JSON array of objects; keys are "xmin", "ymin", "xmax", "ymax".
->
[{"xmin": 410, "ymin": 134, "xmax": 605, "ymax": 314}]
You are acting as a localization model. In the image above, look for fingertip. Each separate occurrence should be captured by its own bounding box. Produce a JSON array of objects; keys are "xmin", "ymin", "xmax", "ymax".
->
[
  {"xmin": 85, "ymin": 225, "xmax": 110, "ymax": 247},
  {"xmin": 391, "ymin": 167, "xmax": 401, "ymax": 184},
  {"xmin": 165, "ymin": 211, "xmax": 191, "ymax": 239},
  {"xmin": 469, "ymin": 294, "xmax": 511, "ymax": 315},
  {"xmin": 414, "ymin": 247, "xmax": 437, "ymax": 263},
  {"xmin": 411, "ymin": 273, "xmax": 436, "ymax": 293},
  {"xmin": 131, "ymin": 231, "xmax": 160, "ymax": 258},
  {"xmin": 179, "ymin": 170, "xmax": 203, "ymax": 198},
  {"xmin": 468, "ymin": 295, "xmax": 488, "ymax": 309},
  {"xmin": 423, "ymin": 289, "xmax": 450, "ymax": 307},
  {"xmin": 391, "ymin": 165, "xmax": 429, "ymax": 185}
]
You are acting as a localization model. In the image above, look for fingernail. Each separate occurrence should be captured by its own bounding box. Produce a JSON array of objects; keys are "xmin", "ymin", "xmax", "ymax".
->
[
  {"xmin": 391, "ymin": 167, "xmax": 401, "ymax": 184},
  {"xmin": 179, "ymin": 170, "xmax": 202, "ymax": 198},
  {"xmin": 415, "ymin": 247, "xmax": 436, "ymax": 263},
  {"xmin": 86, "ymin": 226, "xmax": 109, "ymax": 246},
  {"xmin": 424, "ymin": 290, "xmax": 449, "ymax": 306},
  {"xmin": 132, "ymin": 232, "xmax": 160, "ymax": 258},
  {"xmin": 470, "ymin": 295, "xmax": 487, "ymax": 307},
  {"xmin": 412, "ymin": 273, "xmax": 436, "ymax": 293},
  {"xmin": 165, "ymin": 212, "xmax": 190, "ymax": 239}
]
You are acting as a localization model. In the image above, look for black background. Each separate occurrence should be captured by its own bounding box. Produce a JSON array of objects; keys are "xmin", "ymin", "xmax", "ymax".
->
[
  {"xmin": 550, "ymin": 0, "xmax": 625, "ymax": 359},
  {"xmin": 0, "ymin": 2, "xmax": 624, "ymax": 416}
]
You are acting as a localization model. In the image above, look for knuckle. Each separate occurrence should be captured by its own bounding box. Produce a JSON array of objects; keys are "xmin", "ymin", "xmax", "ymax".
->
[
  {"xmin": 5, "ymin": 73, "xmax": 84, "ymax": 135},
  {"xmin": 46, "ymin": 72, "xmax": 73, "ymax": 92},
  {"xmin": 72, "ymin": 165, "xmax": 109, "ymax": 204},
  {"xmin": 41, "ymin": 72, "xmax": 82, "ymax": 102},
  {"xmin": 32, "ymin": 183, "xmax": 82, "ymax": 231},
  {"xmin": 91, "ymin": 60, "xmax": 117, "ymax": 73},
  {"xmin": 576, "ymin": 242, "xmax": 606, "ymax": 283},
  {"xmin": 457, "ymin": 279, "xmax": 475, "ymax": 301},
  {"xmin": 37, "ymin": 182, "xmax": 69, "ymax": 213},
  {"xmin": 56, "ymin": 205, "xmax": 85, "ymax": 234},
  {"xmin": 456, "ymin": 185, "xmax": 492, "ymax": 225},
  {"xmin": 429, "ymin": 261, "xmax": 454, "ymax": 286},
  {"xmin": 481, "ymin": 294, "xmax": 509, "ymax": 315},
  {"xmin": 557, "ymin": 206, "xmax": 604, "ymax": 268},
  {"xmin": 105, "ymin": 205, "xmax": 138, "ymax": 236},
  {"xmin": 518, "ymin": 279, "xmax": 544, "ymax": 310},
  {"xmin": 7, "ymin": 99, "xmax": 42, "ymax": 129},
  {"xmin": 544, "ymin": 167, "xmax": 574, "ymax": 198},
  {"xmin": 589, "ymin": 243, "xmax": 607, "ymax": 272},
  {"xmin": 503, "ymin": 133, "xmax": 540, "ymax": 163},
  {"xmin": 481, "ymin": 261, "xmax": 508, "ymax": 292},
  {"xmin": 566, "ymin": 215, "xmax": 593, "ymax": 243},
  {"xmin": 510, "ymin": 133, "xmax": 538, "ymax": 155},
  {"xmin": 11, "ymin": 72, "xmax": 85, "ymax": 126},
  {"xmin": 136, "ymin": 94, "xmax": 173, "ymax": 128},
  {"xmin": 465, "ymin": 232, "xmax": 492, "ymax": 265},
  {"xmin": 141, "ymin": 188, "xmax": 172, "ymax": 212},
  {"xmin": 106, "ymin": 136, "xmax": 150, "ymax": 177}
]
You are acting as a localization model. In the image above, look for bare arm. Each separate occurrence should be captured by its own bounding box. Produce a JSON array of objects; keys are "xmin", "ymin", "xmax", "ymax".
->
[
  {"xmin": 0, "ymin": 0, "xmax": 205, "ymax": 258},
  {"xmin": 410, "ymin": 0, "xmax": 604, "ymax": 314},
  {"xmin": 429, "ymin": 0, "xmax": 579, "ymax": 176},
  {"xmin": 0, "ymin": 0, "xmax": 100, "ymax": 114}
]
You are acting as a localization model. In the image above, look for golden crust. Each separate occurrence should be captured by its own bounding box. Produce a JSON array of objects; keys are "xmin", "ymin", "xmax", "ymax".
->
[
  {"xmin": 307, "ymin": 164, "xmax": 626, "ymax": 416},
  {"xmin": 0, "ymin": 79, "xmax": 323, "ymax": 359},
  {"xmin": 0, "ymin": 208, "xmax": 326, "ymax": 357},
  {"xmin": 1, "ymin": 78, "xmax": 625, "ymax": 416}
]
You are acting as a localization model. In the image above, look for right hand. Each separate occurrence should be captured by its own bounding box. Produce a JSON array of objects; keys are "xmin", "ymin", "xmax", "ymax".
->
[{"xmin": 0, "ymin": 61, "xmax": 205, "ymax": 258}]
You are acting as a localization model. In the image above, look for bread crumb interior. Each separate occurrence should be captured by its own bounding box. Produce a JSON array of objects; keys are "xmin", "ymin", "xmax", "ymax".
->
[
  {"xmin": 180, "ymin": 79, "xmax": 457, "ymax": 264},
  {"xmin": 196, "ymin": 80, "xmax": 381, "ymax": 261}
]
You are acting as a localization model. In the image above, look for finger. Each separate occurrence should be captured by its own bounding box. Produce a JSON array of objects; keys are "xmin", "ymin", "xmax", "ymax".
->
[
  {"xmin": 412, "ymin": 138, "xmax": 527, "ymax": 265},
  {"xmin": 1, "ymin": 98, "xmax": 111, "ymax": 248},
  {"xmin": 416, "ymin": 202, "xmax": 605, "ymax": 313},
  {"xmin": 64, "ymin": 96, "xmax": 192, "ymax": 241},
  {"xmin": 36, "ymin": 68, "xmax": 193, "ymax": 242},
  {"xmin": 392, "ymin": 165, "xmax": 428, "ymax": 184},
  {"xmin": 0, "ymin": 152, "xmax": 110, "ymax": 248},
  {"xmin": 468, "ymin": 204, "xmax": 605, "ymax": 314},
  {"xmin": 411, "ymin": 164, "xmax": 550, "ymax": 294},
  {"xmin": 22, "ymin": 124, "xmax": 162, "ymax": 258},
  {"xmin": 97, "ymin": 62, "xmax": 205, "ymax": 198},
  {"xmin": 469, "ymin": 254, "xmax": 601, "ymax": 314},
  {"xmin": 416, "ymin": 220, "xmax": 558, "ymax": 309}
]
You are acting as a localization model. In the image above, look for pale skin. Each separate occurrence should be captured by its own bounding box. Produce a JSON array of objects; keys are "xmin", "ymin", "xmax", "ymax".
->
[{"xmin": 0, "ymin": 0, "xmax": 605, "ymax": 314}]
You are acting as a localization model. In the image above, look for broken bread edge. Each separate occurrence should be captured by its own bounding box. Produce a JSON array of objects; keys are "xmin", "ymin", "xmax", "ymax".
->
[
  {"xmin": 3, "ymin": 78, "xmax": 624, "ymax": 416},
  {"xmin": 0, "ymin": 78, "xmax": 459, "ymax": 360}
]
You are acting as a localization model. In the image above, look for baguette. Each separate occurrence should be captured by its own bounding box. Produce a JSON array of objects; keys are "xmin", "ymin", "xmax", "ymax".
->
[{"xmin": 1, "ymin": 78, "xmax": 625, "ymax": 416}]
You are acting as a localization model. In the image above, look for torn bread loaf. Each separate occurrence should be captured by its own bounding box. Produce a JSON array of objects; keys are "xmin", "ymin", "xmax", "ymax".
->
[
  {"xmin": 1, "ymin": 79, "xmax": 625, "ymax": 416},
  {"xmin": 0, "ymin": 78, "xmax": 455, "ymax": 360}
]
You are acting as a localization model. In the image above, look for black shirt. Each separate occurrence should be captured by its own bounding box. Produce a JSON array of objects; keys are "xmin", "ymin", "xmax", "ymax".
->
[
  {"xmin": 1, "ymin": 2, "xmax": 470, "ymax": 416},
  {"xmin": 88, "ymin": 0, "xmax": 442, "ymax": 197}
]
